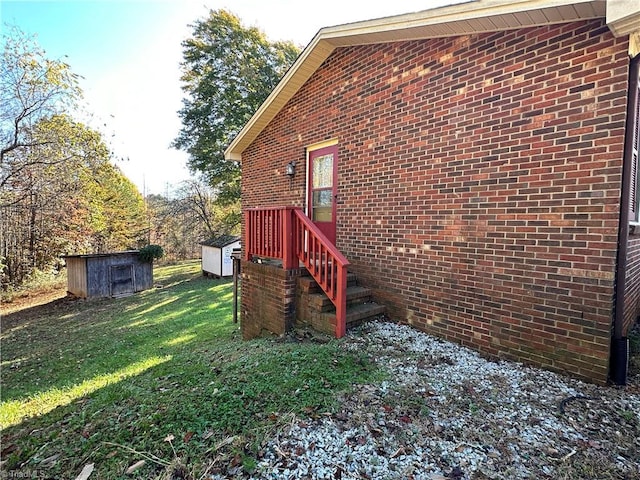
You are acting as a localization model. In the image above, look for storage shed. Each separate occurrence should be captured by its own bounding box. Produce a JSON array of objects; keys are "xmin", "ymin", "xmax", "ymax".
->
[
  {"xmin": 63, "ymin": 251, "xmax": 153, "ymax": 298},
  {"xmin": 201, "ymin": 236, "xmax": 241, "ymax": 277}
]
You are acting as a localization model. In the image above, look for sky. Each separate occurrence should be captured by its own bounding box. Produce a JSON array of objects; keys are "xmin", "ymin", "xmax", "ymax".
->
[{"xmin": 1, "ymin": 0, "xmax": 461, "ymax": 196}]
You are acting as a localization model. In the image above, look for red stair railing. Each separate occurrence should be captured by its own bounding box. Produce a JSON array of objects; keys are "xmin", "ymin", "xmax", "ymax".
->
[
  {"xmin": 244, "ymin": 206, "xmax": 296, "ymax": 269},
  {"xmin": 244, "ymin": 206, "xmax": 349, "ymax": 338},
  {"xmin": 292, "ymin": 209, "xmax": 349, "ymax": 338}
]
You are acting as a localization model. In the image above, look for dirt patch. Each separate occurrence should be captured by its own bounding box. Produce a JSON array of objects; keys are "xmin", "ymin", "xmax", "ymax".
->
[
  {"xmin": 0, "ymin": 295, "xmax": 83, "ymax": 331},
  {"xmin": 1, "ymin": 285, "xmax": 67, "ymax": 317}
]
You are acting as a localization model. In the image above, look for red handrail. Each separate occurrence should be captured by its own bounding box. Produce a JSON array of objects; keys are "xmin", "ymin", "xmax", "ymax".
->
[
  {"xmin": 292, "ymin": 209, "xmax": 349, "ymax": 338},
  {"xmin": 244, "ymin": 206, "xmax": 349, "ymax": 338}
]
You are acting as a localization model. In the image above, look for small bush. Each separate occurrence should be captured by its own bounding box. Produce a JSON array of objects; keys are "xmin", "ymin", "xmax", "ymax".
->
[{"xmin": 138, "ymin": 244, "xmax": 164, "ymax": 263}]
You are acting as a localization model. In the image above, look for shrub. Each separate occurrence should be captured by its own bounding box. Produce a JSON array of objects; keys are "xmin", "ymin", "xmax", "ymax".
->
[{"xmin": 138, "ymin": 244, "xmax": 164, "ymax": 263}]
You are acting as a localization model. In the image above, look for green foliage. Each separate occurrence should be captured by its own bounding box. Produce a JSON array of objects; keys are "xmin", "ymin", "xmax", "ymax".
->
[
  {"xmin": 138, "ymin": 244, "xmax": 164, "ymax": 263},
  {"xmin": 173, "ymin": 10, "xmax": 300, "ymax": 204},
  {"xmin": 0, "ymin": 266, "xmax": 66, "ymax": 304},
  {"xmin": 1, "ymin": 261, "xmax": 381, "ymax": 478},
  {"xmin": 1, "ymin": 28, "xmax": 88, "ymax": 283},
  {"xmin": 86, "ymin": 161, "xmax": 147, "ymax": 252}
]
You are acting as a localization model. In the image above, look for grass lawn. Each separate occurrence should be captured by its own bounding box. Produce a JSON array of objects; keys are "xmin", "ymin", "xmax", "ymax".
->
[{"xmin": 1, "ymin": 260, "xmax": 380, "ymax": 479}]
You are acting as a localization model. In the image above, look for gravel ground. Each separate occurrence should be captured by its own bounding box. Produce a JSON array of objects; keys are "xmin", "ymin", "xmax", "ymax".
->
[{"xmin": 214, "ymin": 321, "xmax": 640, "ymax": 480}]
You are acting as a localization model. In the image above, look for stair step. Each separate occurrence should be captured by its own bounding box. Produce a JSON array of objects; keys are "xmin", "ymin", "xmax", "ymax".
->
[
  {"xmin": 308, "ymin": 285, "xmax": 372, "ymax": 312},
  {"xmin": 296, "ymin": 268, "xmax": 386, "ymax": 335},
  {"xmin": 320, "ymin": 302, "xmax": 386, "ymax": 331},
  {"xmin": 345, "ymin": 302, "xmax": 386, "ymax": 324},
  {"xmin": 298, "ymin": 273, "xmax": 357, "ymax": 293}
]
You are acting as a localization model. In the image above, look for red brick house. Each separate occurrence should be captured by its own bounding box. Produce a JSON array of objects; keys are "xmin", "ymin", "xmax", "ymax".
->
[{"xmin": 225, "ymin": 0, "xmax": 640, "ymax": 384}]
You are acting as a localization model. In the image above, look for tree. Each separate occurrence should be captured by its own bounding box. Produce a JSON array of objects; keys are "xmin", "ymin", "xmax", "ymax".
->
[
  {"xmin": 144, "ymin": 180, "xmax": 239, "ymax": 262},
  {"xmin": 86, "ymin": 160, "xmax": 147, "ymax": 253},
  {"xmin": 173, "ymin": 10, "xmax": 299, "ymax": 204},
  {"xmin": 174, "ymin": 179, "xmax": 239, "ymax": 239},
  {"xmin": 1, "ymin": 26, "xmax": 82, "ymax": 197},
  {"xmin": 1, "ymin": 114, "xmax": 106, "ymax": 287}
]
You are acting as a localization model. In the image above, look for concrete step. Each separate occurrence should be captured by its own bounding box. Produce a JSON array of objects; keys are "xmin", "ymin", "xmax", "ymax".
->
[{"xmin": 308, "ymin": 285, "xmax": 372, "ymax": 312}]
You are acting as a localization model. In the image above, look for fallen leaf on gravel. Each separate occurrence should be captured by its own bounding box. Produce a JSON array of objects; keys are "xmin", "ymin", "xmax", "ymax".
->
[
  {"xmin": 230, "ymin": 454, "xmax": 242, "ymax": 467},
  {"xmin": 390, "ymin": 447, "xmax": 405, "ymax": 458},
  {"xmin": 125, "ymin": 460, "xmax": 145, "ymax": 474}
]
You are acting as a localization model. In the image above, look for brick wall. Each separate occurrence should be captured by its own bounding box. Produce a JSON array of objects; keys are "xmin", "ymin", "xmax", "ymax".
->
[
  {"xmin": 240, "ymin": 261, "xmax": 301, "ymax": 339},
  {"xmin": 624, "ymin": 234, "xmax": 640, "ymax": 335},
  {"xmin": 241, "ymin": 20, "xmax": 630, "ymax": 383}
]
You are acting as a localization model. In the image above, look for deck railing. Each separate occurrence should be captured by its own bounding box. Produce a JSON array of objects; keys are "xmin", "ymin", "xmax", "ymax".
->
[{"xmin": 244, "ymin": 206, "xmax": 349, "ymax": 338}]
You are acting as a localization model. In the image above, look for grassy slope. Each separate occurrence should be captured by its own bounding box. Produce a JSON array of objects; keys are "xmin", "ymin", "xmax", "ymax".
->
[{"xmin": 1, "ymin": 261, "xmax": 380, "ymax": 479}]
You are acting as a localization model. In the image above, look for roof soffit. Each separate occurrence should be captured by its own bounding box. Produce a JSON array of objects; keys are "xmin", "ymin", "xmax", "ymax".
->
[{"xmin": 606, "ymin": 0, "xmax": 640, "ymax": 37}]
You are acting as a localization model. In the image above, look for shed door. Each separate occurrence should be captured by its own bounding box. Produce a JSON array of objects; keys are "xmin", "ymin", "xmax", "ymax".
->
[
  {"xmin": 308, "ymin": 144, "xmax": 338, "ymax": 244},
  {"xmin": 110, "ymin": 264, "xmax": 134, "ymax": 296}
]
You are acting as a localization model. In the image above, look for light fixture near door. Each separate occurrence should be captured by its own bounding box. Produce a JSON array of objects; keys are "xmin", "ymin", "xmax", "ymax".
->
[
  {"xmin": 286, "ymin": 161, "xmax": 296, "ymax": 190},
  {"xmin": 286, "ymin": 161, "xmax": 296, "ymax": 177}
]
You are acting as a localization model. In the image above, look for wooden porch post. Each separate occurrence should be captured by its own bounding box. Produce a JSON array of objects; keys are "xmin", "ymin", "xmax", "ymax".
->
[
  {"xmin": 282, "ymin": 207, "xmax": 296, "ymax": 269},
  {"xmin": 243, "ymin": 210, "xmax": 251, "ymax": 262},
  {"xmin": 335, "ymin": 264, "xmax": 347, "ymax": 338}
]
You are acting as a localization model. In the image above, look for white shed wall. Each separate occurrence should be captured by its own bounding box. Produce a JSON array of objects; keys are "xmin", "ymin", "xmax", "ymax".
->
[
  {"xmin": 202, "ymin": 240, "xmax": 240, "ymax": 276},
  {"xmin": 202, "ymin": 245, "xmax": 221, "ymax": 275}
]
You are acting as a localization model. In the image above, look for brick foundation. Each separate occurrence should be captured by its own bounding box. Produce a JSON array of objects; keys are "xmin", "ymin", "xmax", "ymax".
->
[{"xmin": 240, "ymin": 261, "xmax": 302, "ymax": 339}]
